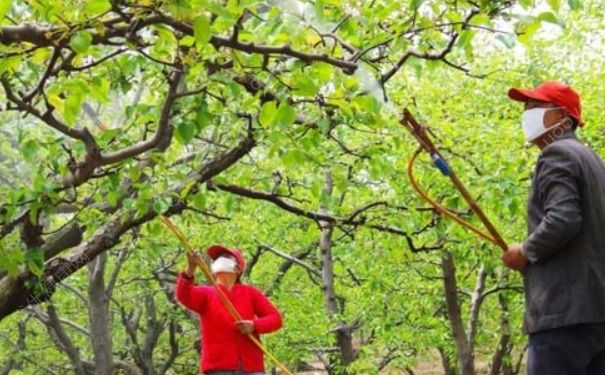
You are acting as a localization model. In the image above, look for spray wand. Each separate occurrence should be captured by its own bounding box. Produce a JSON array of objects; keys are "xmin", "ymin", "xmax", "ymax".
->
[{"xmin": 399, "ymin": 109, "xmax": 508, "ymax": 252}]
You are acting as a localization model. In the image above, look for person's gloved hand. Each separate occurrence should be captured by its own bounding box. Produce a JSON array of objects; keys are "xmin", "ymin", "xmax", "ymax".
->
[
  {"xmin": 236, "ymin": 320, "xmax": 255, "ymax": 335},
  {"xmin": 501, "ymin": 243, "xmax": 529, "ymax": 272}
]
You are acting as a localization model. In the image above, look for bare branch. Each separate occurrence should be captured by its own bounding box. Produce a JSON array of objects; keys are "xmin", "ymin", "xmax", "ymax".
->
[
  {"xmin": 380, "ymin": 8, "xmax": 480, "ymax": 85},
  {"xmin": 258, "ymin": 243, "xmax": 321, "ymax": 277},
  {"xmin": 100, "ymin": 68, "xmax": 184, "ymax": 164}
]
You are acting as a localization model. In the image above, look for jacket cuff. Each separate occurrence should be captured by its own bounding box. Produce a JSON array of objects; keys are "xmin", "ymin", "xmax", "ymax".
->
[
  {"xmin": 522, "ymin": 238, "xmax": 540, "ymax": 263},
  {"xmin": 179, "ymin": 271, "xmax": 195, "ymax": 281},
  {"xmin": 252, "ymin": 319, "xmax": 263, "ymax": 333}
]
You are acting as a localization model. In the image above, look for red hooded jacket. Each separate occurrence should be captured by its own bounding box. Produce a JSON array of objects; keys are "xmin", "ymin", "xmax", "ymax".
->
[{"xmin": 175, "ymin": 273, "xmax": 283, "ymax": 373}]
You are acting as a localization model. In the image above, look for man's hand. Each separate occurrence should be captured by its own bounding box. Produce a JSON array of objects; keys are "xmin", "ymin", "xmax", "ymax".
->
[
  {"xmin": 235, "ymin": 320, "xmax": 255, "ymax": 335},
  {"xmin": 501, "ymin": 243, "xmax": 529, "ymax": 272},
  {"xmin": 185, "ymin": 249, "xmax": 203, "ymax": 277}
]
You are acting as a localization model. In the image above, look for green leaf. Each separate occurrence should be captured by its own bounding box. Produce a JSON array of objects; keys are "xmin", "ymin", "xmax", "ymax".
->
[
  {"xmin": 85, "ymin": 0, "xmax": 111, "ymax": 14},
  {"xmin": 310, "ymin": 62, "xmax": 333, "ymax": 81},
  {"xmin": 153, "ymin": 24, "xmax": 178, "ymax": 55},
  {"xmin": 0, "ymin": 248, "xmax": 24, "ymax": 277},
  {"xmin": 446, "ymin": 11, "xmax": 462, "ymax": 23},
  {"xmin": 195, "ymin": 108, "xmax": 212, "ymax": 130},
  {"xmin": 292, "ymin": 76, "xmax": 318, "ymax": 97},
  {"xmin": 153, "ymin": 197, "xmax": 172, "ymax": 214},
  {"xmin": 0, "ymin": 0, "xmax": 12, "ymax": 22},
  {"xmin": 568, "ymin": 0, "xmax": 582, "ymax": 10},
  {"xmin": 496, "ymin": 34, "xmax": 516, "ymax": 49},
  {"xmin": 315, "ymin": 0, "xmax": 324, "ymax": 21},
  {"xmin": 259, "ymin": 101, "xmax": 277, "ymax": 127},
  {"xmin": 0, "ymin": 56, "xmax": 21, "ymax": 74},
  {"xmin": 47, "ymin": 94, "xmax": 65, "ymax": 113},
  {"xmin": 353, "ymin": 95, "xmax": 380, "ymax": 114},
  {"xmin": 69, "ymin": 31, "xmax": 93, "ymax": 54},
  {"xmin": 64, "ymin": 93, "xmax": 84, "ymax": 125},
  {"xmin": 471, "ymin": 13, "xmax": 490, "ymax": 25},
  {"xmin": 107, "ymin": 190, "xmax": 118, "ymax": 206},
  {"xmin": 180, "ymin": 180, "xmax": 197, "ymax": 199},
  {"xmin": 90, "ymin": 76, "xmax": 110, "ymax": 103},
  {"xmin": 176, "ymin": 121, "xmax": 195, "ymax": 144},
  {"xmin": 224, "ymin": 195, "xmax": 236, "ymax": 213},
  {"xmin": 310, "ymin": 179, "xmax": 321, "ymax": 199},
  {"xmin": 457, "ymin": 29, "xmax": 475, "ymax": 48},
  {"xmin": 282, "ymin": 149, "xmax": 307, "ymax": 167},
  {"xmin": 191, "ymin": 192, "xmax": 206, "ymax": 210},
  {"xmin": 193, "ymin": 15, "xmax": 211, "ymax": 48},
  {"xmin": 516, "ymin": 19, "xmax": 542, "ymax": 45},
  {"xmin": 275, "ymin": 102, "xmax": 296, "ymax": 127},
  {"xmin": 518, "ymin": 0, "xmax": 533, "ymax": 8},
  {"xmin": 207, "ymin": 2, "xmax": 238, "ymax": 24},
  {"xmin": 547, "ymin": 0, "xmax": 561, "ymax": 12},
  {"xmin": 180, "ymin": 35, "xmax": 195, "ymax": 47},
  {"xmin": 538, "ymin": 12, "xmax": 563, "ymax": 26},
  {"xmin": 129, "ymin": 166, "xmax": 141, "ymax": 183},
  {"xmin": 268, "ymin": 6, "xmax": 280, "ymax": 20},
  {"xmin": 21, "ymin": 139, "xmax": 37, "ymax": 162},
  {"xmin": 25, "ymin": 248, "xmax": 44, "ymax": 277},
  {"xmin": 410, "ymin": 0, "xmax": 424, "ymax": 10}
]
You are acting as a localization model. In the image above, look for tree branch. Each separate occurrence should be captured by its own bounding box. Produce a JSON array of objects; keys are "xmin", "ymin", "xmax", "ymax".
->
[{"xmin": 0, "ymin": 133, "xmax": 255, "ymax": 321}]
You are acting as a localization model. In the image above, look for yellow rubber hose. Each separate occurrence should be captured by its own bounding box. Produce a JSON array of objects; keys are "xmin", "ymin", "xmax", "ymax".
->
[{"xmin": 407, "ymin": 148, "xmax": 499, "ymax": 246}]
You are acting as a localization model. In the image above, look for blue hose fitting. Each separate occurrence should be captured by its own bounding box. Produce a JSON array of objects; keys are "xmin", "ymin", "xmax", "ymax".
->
[{"xmin": 431, "ymin": 153, "xmax": 452, "ymax": 176}]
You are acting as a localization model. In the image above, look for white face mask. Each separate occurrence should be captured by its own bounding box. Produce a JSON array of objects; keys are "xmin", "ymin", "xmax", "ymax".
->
[
  {"xmin": 521, "ymin": 107, "xmax": 564, "ymax": 142},
  {"xmin": 211, "ymin": 257, "xmax": 237, "ymax": 274}
]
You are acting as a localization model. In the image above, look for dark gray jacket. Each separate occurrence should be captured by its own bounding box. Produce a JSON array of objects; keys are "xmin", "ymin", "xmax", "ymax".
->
[{"xmin": 523, "ymin": 131, "xmax": 605, "ymax": 334}]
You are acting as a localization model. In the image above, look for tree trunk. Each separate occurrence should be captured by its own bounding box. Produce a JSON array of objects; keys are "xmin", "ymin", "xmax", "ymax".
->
[
  {"xmin": 440, "ymin": 250, "xmax": 474, "ymax": 375},
  {"xmin": 0, "ymin": 317, "xmax": 28, "ymax": 375},
  {"xmin": 438, "ymin": 347, "xmax": 457, "ymax": 375},
  {"xmin": 319, "ymin": 170, "xmax": 356, "ymax": 371},
  {"xmin": 490, "ymin": 271, "xmax": 513, "ymax": 375},
  {"xmin": 467, "ymin": 264, "xmax": 487, "ymax": 353},
  {"xmin": 88, "ymin": 253, "xmax": 113, "ymax": 375}
]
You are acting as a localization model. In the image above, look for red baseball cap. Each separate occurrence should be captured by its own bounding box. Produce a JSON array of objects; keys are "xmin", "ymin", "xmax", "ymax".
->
[
  {"xmin": 508, "ymin": 81, "xmax": 583, "ymax": 126},
  {"xmin": 207, "ymin": 244, "xmax": 246, "ymax": 276}
]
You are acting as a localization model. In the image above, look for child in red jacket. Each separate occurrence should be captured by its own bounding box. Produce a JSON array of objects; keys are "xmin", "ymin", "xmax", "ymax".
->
[{"xmin": 175, "ymin": 244, "xmax": 283, "ymax": 375}]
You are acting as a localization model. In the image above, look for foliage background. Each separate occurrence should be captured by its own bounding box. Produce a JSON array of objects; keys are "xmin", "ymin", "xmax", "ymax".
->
[{"xmin": 1, "ymin": 0, "xmax": 604, "ymax": 374}]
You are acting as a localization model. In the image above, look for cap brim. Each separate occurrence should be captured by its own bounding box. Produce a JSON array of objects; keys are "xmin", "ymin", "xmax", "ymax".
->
[
  {"xmin": 507, "ymin": 87, "xmax": 550, "ymax": 103},
  {"xmin": 207, "ymin": 244, "xmax": 233, "ymax": 260}
]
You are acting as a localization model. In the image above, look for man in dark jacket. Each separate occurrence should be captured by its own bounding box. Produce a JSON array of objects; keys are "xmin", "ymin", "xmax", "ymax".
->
[{"xmin": 501, "ymin": 81, "xmax": 605, "ymax": 375}]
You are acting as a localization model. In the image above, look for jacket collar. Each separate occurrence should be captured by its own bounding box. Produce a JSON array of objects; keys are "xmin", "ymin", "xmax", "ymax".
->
[
  {"xmin": 540, "ymin": 130, "xmax": 578, "ymax": 151},
  {"xmin": 556, "ymin": 130, "xmax": 578, "ymax": 141}
]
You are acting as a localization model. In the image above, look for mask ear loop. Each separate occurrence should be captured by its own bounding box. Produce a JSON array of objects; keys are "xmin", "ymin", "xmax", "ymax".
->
[
  {"xmin": 562, "ymin": 116, "xmax": 575, "ymax": 129},
  {"xmin": 548, "ymin": 112, "xmax": 573, "ymax": 133},
  {"xmin": 547, "ymin": 107, "xmax": 573, "ymax": 128}
]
